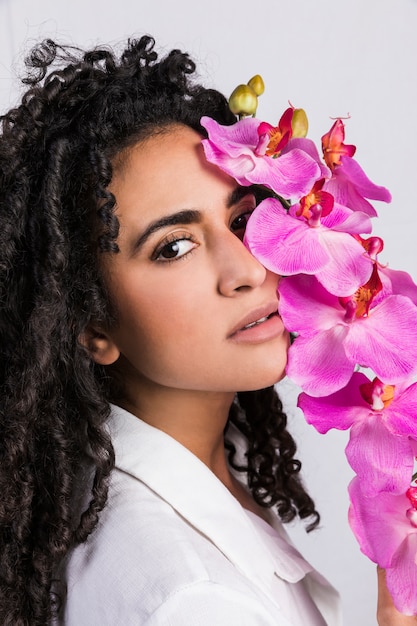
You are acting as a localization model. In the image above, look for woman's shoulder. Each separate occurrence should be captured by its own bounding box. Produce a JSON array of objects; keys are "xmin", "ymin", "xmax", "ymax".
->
[
  {"xmin": 64, "ymin": 469, "xmax": 211, "ymax": 578},
  {"xmin": 57, "ymin": 471, "xmax": 282, "ymax": 625}
]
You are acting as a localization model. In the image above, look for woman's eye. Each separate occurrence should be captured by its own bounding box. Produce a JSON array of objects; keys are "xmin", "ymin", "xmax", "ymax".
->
[
  {"xmin": 155, "ymin": 237, "xmax": 196, "ymax": 262},
  {"xmin": 230, "ymin": 212, "xmax": 252, "ymax": 237}
]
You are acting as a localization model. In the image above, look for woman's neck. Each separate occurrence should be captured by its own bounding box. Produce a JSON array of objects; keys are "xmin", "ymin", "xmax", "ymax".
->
[
  {"xmin": 118, "ymin": 383, "xmax": 272, "ymax": 521},
  {"xmin": 119, "ymin": 383, "xmax": 235, "ymax": 482}
]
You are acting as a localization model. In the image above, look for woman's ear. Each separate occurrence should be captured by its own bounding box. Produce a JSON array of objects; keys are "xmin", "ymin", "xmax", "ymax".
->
[{"xmin": 78, "ymin": 326, "xmax": 120, "ymax": 365}]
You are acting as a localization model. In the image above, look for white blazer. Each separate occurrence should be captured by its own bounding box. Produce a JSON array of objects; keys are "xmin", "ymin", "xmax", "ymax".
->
[{"xmin": 58, "ymin": 405, "xmax": 342, "ymax": 625}]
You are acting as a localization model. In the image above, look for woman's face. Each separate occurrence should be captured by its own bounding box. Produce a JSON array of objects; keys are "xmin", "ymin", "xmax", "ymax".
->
[{"xmin": 98, "ymin": 124, "xmax": 289, "ymax": 404}]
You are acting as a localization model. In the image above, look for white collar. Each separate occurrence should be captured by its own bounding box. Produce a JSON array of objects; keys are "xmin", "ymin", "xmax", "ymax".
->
[{"xmin": 107, "ymin": 404, "xmax": 314, "ymax": 598}]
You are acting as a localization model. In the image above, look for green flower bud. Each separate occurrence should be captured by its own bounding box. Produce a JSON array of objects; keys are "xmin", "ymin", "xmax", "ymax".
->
[
  {"xmin": 229, "ymin": 84, "xmax": 258, "ymax": 117},
  {"xmin": 291, "ymin": 108, "xmax": 309, "ymax": 138},
  {"xmin": 247, "ymin": 74, "xmax": 265, "ymax": 97}
]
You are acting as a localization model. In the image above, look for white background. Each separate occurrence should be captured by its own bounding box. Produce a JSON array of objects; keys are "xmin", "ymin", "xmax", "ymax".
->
[{"xmin": 1, "ymin": 1, "xmax": 416, "ymax": 623}]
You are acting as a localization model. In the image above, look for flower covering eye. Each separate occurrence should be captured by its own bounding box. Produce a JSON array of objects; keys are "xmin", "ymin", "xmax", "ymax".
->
[{"xmin": 200, "ymin": 76, "xmax": 417, "ymax": 615}]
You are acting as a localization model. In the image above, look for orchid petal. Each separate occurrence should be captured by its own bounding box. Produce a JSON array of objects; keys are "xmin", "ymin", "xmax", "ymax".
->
[
  {"xmin": 350, "ymin": 482, "xmax": 417, "ymax": 615},
  {"xmin": 322, "ymin": 154, "xmax": 391, "ymax": 216},
  {"xmin": 348, "ymin": 482, "xmax": 379, "ymax": 564},
  {"xmin": 344, "ymin": 295, "xmax": 417, "ymax": 383},
  {"xmin": 202, "ymin": 140, "xmax": 255, "ymax": 181},
  {"xmin": 340, "ymin": 156, "xmax": 392, "ymax": 203},
  {"xmin": 384, "ymin": 382, "xmax": 417, "ymax": 437},
  {"xmin": 386, "ymin": 533, "xmax": 417, "ymax": 615},
  {"xmin": 324, "ymin": 206, "xmax": 372, "ymax": 235},
  {"xmin": 380, "ymin": 267, "xmax": 417, "ymax": 306},
  {"xmin": 282, "ymin": 137, "xmax": 331, "ymax": 179},
  {"xmin": 267, "ymin": 203, "xmax": 374, "ymax": 295},
  {"xmin": 314, "ymin": 229, "xmax": 373, "ymax": 296},
  {"xmin": 348, "ymin": 478, "xmax": 410, "ymax": 567},
  {"xmin": 243, "ymin": 149, "xmax": 321, "ymax": 199},
  {"xmin": 245, "ymin": 199, "xmax": 330, "ymax": 275},
  {"xmin": 201, "ymin": 116, "xmax": 320, "ymax": 198},
  {"xmin": 278, "ymin": 275, "xmax": 343, "ymax": 336},
  {"xmin": 201, "ymin": 116, "xmax": 260, "ymax": 155},
  {"xmin": 322, "ymin": 119, "xmax": 356, "ymax": 168},
  {"xmin": 286, "ymin": 327, "xmax": 353, "ymax": 396},
  {"xmin": 298, "ymin": 372, "xmax": 370, "ymax": 433},
  {"xmin": 347, "ymin": 417, "xmax": 414, "ymax": 495},
  {"xmin": 324, "ymin": 174, "xmax": 378, "ymax": 217}
]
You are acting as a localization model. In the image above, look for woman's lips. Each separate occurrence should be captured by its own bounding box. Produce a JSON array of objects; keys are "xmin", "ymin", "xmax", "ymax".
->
[
  {"xmin": 228, "ymin": 302, "xmax": 279, "ymax": 336},
  {"xmin": 228, "ymin": 304, "xmax": 285, "ymax": 344},
  {"xmin": 242, "ymin": 314, "xmax": 270, "ymax": 329}
]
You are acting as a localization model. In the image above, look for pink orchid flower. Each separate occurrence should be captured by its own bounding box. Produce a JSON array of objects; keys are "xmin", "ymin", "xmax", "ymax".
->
[
  {"xmin": 279, "ymin": 273, "xmax": 417, "ymax": 396},
  {"xmin": 349, "ymin": 477, "xmax": 417, "ymax": 616},
  {"xmin": 298, "ymin": 372, "xmax": 417, "ymax": 495},
  {"xmin": 256, "ymin": 107, "xmax": 293, "ymax": 156},
  {"xmin": 244, "ymin": 192, "xmax": 373, "ymax": 296},
  {"xmin": 322, "ymin": 118, "xmax": 356, "ymax": 169},
  {"xmin": 321, "ymin": 119, "xmax": 391, "ymax": 216},
  {"xmin": 200, "ymin": 115, "xmax": 321, "ymax": 200}
]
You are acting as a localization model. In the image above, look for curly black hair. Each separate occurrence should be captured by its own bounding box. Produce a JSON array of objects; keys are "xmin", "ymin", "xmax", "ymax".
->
[{"xmin": 0, "ymin": 35, "xmax": 319, "ymax": 625}]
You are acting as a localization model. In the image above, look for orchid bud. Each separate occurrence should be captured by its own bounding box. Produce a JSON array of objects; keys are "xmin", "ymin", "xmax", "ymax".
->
[
  {"xmin": 406, "ymin": 486, "xmax": 417, "ymax": 509},
  {"xmin": 229, "ymin": 84, "xmax": 258, "ymax": 117},
  {"xmin": 247, "ymin": 74, "xmax": 265, "ymax": 96},
  {"xmin": 406, "ymin": 508, "xmax": 417, "ymax": 528},
  {"xmin": 405, "ymin": 486, "xmax": 417, "ymax": 526},
  {"xmin": 291, "ymin": 108, "xmax": 309, "ymax": 138}
]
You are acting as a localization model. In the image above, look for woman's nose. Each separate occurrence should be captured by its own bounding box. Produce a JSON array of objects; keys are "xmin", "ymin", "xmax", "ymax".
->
[{"xmin": 216, "ymin": 230, "xmax": 267, "ymax": 296}]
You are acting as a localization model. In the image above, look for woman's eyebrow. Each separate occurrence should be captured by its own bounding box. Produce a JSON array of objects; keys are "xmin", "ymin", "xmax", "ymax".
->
[
  {"xmin": 131, "ymin": 209, "xmax": 201, "ymax": 254},
  {"xmin": 226, "ymin": 185, "xmax": 256, "ymax": 208}
]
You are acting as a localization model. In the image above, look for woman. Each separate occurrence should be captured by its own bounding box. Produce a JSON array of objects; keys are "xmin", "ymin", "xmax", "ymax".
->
[{"xmin": 0, "ymin": 35, "xmax": 409, "ymax": 626}]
